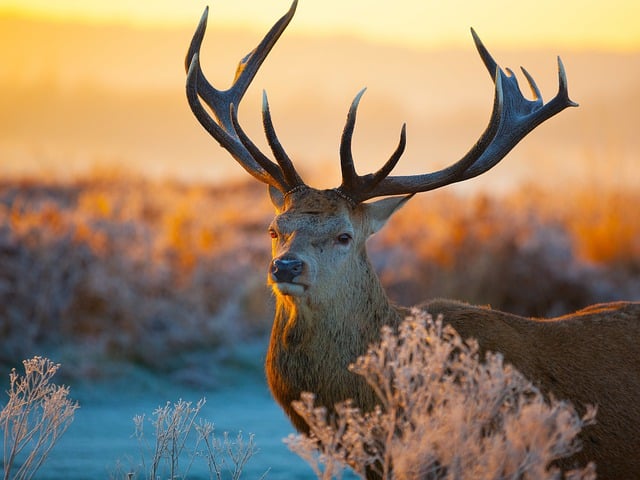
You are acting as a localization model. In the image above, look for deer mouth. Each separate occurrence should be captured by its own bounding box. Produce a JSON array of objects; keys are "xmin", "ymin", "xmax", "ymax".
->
[{"xmin": 272, "ymin": 282, "xmax": 307, "ymax": 297}]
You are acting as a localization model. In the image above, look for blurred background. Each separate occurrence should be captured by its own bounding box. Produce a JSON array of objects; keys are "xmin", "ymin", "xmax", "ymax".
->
[{"xmin": 1, "ymin": 1, "xmax": 639, "ymax": 478}]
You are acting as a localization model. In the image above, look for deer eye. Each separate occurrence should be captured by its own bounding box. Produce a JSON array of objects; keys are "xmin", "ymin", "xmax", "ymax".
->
[{"xmin": 336, "ymin": 233, "xmax": 352, "ymax": 246}]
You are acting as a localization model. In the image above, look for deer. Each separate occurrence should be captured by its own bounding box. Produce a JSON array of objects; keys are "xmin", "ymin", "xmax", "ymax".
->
[{"xmin": 184, "ymin": 2, "xmax": 640, "ymax": 478}]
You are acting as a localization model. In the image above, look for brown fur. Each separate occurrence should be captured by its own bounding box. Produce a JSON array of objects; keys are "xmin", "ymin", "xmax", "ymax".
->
[
  {"xmin": 183, "ymin": 4, "xmax": 638, "ymax": 476},
  {"xmin": 265, "ymin": 188, "xmax": 640, "ymax": 479}
]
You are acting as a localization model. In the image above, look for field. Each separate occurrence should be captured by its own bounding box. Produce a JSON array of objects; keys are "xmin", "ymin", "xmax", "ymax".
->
[
  {"xmin": 1, "ymin": 173, "xmax": 638, "ymax": 477},
  {"xmin": 2, "ymin": 174, "xmax": 639, "ymax": 376},
  {"xmin": 1, "ymin": 12, "xmax": 640, "ymax": 478}
]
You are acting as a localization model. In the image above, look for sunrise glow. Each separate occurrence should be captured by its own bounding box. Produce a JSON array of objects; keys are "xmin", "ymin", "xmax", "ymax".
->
[{"xmin": 1, "ymin": 0, "xmax": 639, "ymax": 51}]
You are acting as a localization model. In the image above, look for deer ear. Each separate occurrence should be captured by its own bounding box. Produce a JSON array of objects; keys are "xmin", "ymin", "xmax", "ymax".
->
[
  {"xmin": 364, "ymin": 194, "xmax": 413, "ymax": 234},
  {"xmin": 268, "ymin": 185, "xmax": 285, "ymax": 212}
]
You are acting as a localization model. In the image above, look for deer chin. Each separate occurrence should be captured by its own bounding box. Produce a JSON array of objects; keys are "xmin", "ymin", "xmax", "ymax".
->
[{"xmin": 273, "ymin": 282, "xmax": 307, "ymax": 297}]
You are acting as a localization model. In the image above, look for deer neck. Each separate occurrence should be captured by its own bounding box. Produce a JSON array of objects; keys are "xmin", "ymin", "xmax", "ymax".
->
[
  {"xmin": 270, "ymin": 254, "xmax": 400, "ymax": 356},
  {"xmin": 266, "ymin": 253, "xmax": 400, "ymax": 430}
]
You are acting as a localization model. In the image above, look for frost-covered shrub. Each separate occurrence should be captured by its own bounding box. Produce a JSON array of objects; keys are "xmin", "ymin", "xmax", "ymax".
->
[
  {"xmin": 287, "ymin": 312, "xmax": 596, "ymax": 479},
  {"xmin": 125, "ymin": 398, "xmax": 260, "ymax": 480},
  {"xmin": 371, "ymin": 192, "xmax": 637, "ymax": 317},
  {"xmin": 1, "ymin": 357, "xmax": 78, "ymax": 480},
  {"xmin": 0, "ymin": 177, "xmax": 274, "ymax": 373},
  {"xmin": 2, "ymin": 176, "xmax": 638, "ymax": 377}
]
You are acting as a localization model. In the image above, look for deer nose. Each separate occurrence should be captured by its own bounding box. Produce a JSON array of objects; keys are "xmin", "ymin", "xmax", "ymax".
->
[{"xmin": 270, "ymin": 258, "xmax": 304, "ymax": 283}]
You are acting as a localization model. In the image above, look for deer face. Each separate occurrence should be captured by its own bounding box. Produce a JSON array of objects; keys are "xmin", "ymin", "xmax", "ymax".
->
[{"xmin": 267, "ymin": 187, "xmax": 410, "ymax": 299}]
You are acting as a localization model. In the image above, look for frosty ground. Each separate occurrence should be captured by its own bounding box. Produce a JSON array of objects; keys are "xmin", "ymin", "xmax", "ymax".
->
[{"xmin": 38, "ymin": 345, "xmax": 317, "ymax": 479}]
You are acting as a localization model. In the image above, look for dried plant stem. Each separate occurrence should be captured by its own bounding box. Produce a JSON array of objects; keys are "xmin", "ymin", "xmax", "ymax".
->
[
  {"xmin": 132, "ymin": 398, "xmax": 261, "ymax": 480},
  {"xmin": 1, "ymin": 356, "xmax": 78, "ymax": 480}
]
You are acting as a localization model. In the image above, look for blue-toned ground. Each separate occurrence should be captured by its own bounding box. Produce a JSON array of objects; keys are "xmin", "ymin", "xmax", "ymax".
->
[{"xmin": 38, "ymin": 350, "xmax": 316, "ymax": 480}]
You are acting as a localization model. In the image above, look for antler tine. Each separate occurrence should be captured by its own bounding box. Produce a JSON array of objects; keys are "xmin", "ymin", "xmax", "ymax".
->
[
  {"xmin": 339, "ymin": 88, "xmax": 367, "ymax": 193},
  {"xmin": 370, "ymin": 123, "xmax": 407, "ymax": 187},
  {"xmin": 185, "ymin": 2, "xmax": 303, "ymax": 192},
  {"xmin": 262, "ymin": 91, "xmax": 305, "ymax": 188},
  {"xmin": 458, "ymin": 34, "xmax": 578, "ymax": 179},
  {"xmin": 338, "ymin": 28, "xmax": 578, "ymax": 202},
  {"xmin": 187, "ymin": 54, "xmax": 278, "ymax": 187},
  {"xmin": 229, "ymin": 103, "xmax": 288, "ymax": 186},
  {"xmin": 337, "ymin": 89, "xmax": 408, "ymax": 202},
  {"xmin": 520, "ymin": 66, "xmax": 542, "ymax": 101},
  {"xmin": 472, "ymin": 27, "xmax": 500, "ymax": 83}
]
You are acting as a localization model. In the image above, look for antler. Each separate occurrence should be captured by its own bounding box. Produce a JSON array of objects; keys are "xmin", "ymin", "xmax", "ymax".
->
[
  {"xmin": 186, "ymin": 4, "xmax": 577, "ymax": 205},
  {"xmin": 185, "ymin": 1, "xmax": 304, "ymax": 193},
  {"xmin": 337, "ymin": 28, "xmax": 578, "ymax": 203}
]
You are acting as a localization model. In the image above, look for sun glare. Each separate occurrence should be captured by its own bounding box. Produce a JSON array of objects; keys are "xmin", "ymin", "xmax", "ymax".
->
[{"xmin": 1, "ymin": 0, "xmax": 639, "ymax": 50}]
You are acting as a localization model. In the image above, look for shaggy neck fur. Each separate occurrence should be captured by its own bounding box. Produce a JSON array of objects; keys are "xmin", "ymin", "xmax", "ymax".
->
[{"xmin": 266, "ymin": 250, "xmax": 401, "ymax": 433}]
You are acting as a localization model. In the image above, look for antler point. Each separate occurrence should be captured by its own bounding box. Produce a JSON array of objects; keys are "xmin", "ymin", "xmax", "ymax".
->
[
  {"xmin": 470, "ymin": 27, "xmax": 480, "ymax": 43},
  {"xmin": 348, "ymin": 88, "xmax": 367, "ymax": 118},
  {"xmin": 200, "ymin": 6, "xmax": 209, "ymax": 25}
]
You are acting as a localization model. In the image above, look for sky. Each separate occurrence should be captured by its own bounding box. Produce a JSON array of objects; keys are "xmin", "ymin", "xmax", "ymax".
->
[
  {"xmin": 1, "ymin": 0, "xmax": 639, "ymax": 187},
  {"xmin": 2, "ymin": 0, "xmax": 640, "ymax": 51}
]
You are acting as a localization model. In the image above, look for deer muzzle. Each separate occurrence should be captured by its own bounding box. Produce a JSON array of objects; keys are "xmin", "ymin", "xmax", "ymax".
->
[{"xmin": 270, "ymin": 257, "xmax": 304, "ymax": 284}]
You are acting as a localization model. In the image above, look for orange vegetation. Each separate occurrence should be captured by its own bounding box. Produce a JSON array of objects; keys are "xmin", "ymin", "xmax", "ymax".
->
[{"xmin": 0, "ymin": 174, "xmax": 638, "ymax": 376}]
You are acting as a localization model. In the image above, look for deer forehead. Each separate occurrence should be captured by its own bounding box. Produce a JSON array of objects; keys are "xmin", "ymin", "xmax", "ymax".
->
[
  {"xmin": 273, "ymin": 211, "xmax": 353, "ymax": 238},
  {"xmin": 273, "ymin": 189, "xmax": 361, "ymax": 238},
  {"xmin": 283, "ymin": 188, "xmax": 350, "ymax": 211}
]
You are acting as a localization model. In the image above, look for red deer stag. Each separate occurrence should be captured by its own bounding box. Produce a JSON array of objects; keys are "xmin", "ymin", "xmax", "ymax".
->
[{"xmin": 185, "ymin": 2, "xmax": 640, "ymax": 478}]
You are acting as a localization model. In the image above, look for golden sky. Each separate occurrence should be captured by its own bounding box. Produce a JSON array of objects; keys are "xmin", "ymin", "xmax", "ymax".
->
[
  {"xmin": 2, "ymin": 0, "xmax": 640, "ymax": 51},
  {"xmin": 1, "ymin": 0, "xmax": 639, "ymax": 189}
]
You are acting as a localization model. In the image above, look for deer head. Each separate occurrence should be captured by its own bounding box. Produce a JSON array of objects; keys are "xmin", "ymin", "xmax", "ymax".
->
[{"xmin": 185, "ymin": 1, "xmax": 577, "ymax": 307}]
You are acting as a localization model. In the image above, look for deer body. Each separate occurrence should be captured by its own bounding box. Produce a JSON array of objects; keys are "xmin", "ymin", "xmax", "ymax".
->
[
  {"xmin": 185, "ymin": 3, "xmax": 640, "ymax": 477},
  {"xmin": 264, "ymin": 188, "xmax": 640, "ymax": 478},
  {"xmin": 410, "ymin": 301, "xmax": 640, "ymax": 477}
]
